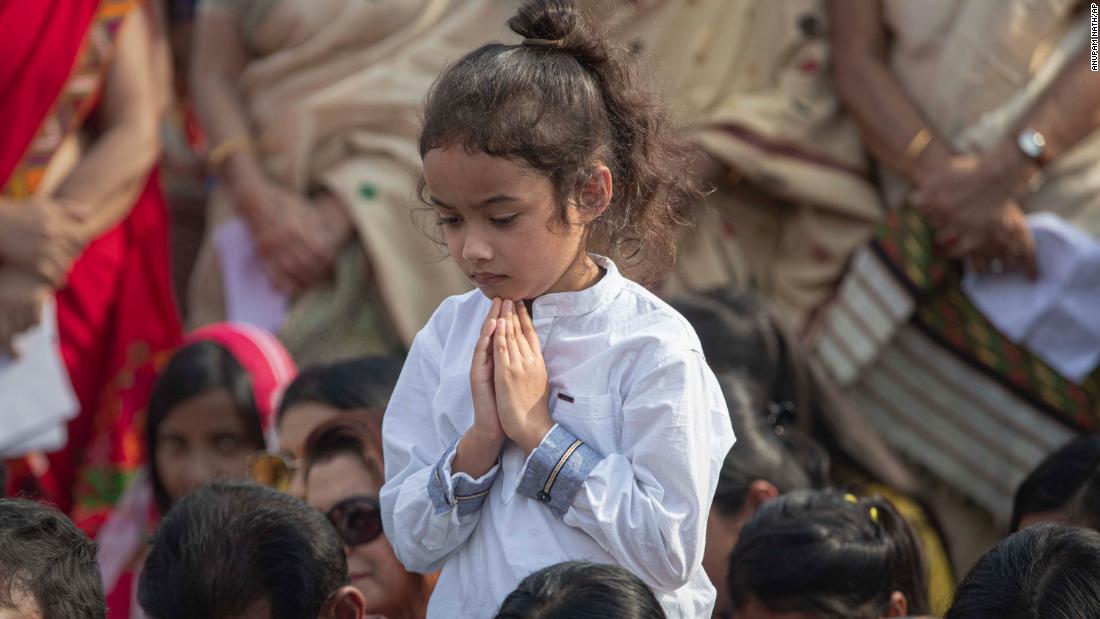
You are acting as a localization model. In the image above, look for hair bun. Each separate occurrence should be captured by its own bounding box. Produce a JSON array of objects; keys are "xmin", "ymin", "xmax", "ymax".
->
[{"xmin": 508, "ymin": 0, "xmax": 580, "ymax": 45}]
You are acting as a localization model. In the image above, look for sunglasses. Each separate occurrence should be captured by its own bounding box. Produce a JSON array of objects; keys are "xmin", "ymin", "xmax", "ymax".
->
[
  {"xmin": 248, "ymin": 451, "xmax": 298, "ymax": 492},
  {"xmin": 327, "ymin": 496, "xmax": 384, "ymax": 547}
]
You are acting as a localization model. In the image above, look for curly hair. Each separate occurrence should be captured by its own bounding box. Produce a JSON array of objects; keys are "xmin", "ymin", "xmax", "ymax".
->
[{"xmin": 419, "ymin": 0, "xmax": 699, "ymax": 285}]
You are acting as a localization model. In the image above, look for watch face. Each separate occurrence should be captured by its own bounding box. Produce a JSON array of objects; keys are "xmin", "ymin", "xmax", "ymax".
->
[{"xmin": 1018, "ymin": 130, "xmax": 1046, "ymax": 159}]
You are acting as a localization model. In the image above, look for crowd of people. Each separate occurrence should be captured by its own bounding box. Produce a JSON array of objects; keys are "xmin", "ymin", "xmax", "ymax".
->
[{"xmin": 2, "ymin": 0, "xmax": 1100, "ymax": 617}]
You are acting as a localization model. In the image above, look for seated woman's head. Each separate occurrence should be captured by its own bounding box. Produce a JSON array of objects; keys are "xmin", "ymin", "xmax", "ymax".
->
[
  {"xmin": 269, "ymin": 356, "xmax": 403, "ymax": 497},
  {"xmin": 302, "ymin": 416, "xmax": 430, "ymax": 619},
  {"xmin": 729, "ymin": 489, "xmax": 929, "ymax": 619},
  {"xmin": 146, "ymin": 324, "xmax": 296, "ymax": 513},
  {"xmin": 494, "ymin": 561, "xmax": 665, "ymax": 619},
  {"xmin": 1011, "ymin": 434, "xmax": 1100, "ymax": 531},
  {"xmin": 704, "ymin": 373, "xmax": 829, "ymax": 618},
  {"xmin": 946, "ymin": 523, "xmax": 1100, "ymax": 619}
]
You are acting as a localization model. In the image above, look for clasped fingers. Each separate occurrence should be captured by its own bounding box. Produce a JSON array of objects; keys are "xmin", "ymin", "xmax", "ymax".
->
[{"xmin": 493, "ymin": 300, "xmax": 544, "ymax": 374}]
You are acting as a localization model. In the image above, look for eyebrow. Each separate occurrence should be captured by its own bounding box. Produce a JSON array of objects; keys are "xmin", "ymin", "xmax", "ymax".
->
[{"xmin": 429, "ymin": 194, "xmax": 521, "ymax": 210}]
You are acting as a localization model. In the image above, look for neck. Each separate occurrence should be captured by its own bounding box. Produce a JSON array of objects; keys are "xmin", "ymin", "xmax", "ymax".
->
[{"xmin": 545, "ymin": 252, "xmax": 601, "ymax": 295}]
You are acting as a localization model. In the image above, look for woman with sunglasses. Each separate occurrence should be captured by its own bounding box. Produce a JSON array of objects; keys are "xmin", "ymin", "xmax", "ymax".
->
[
  {"xmin": 96, "ymin": 323, "xmax": 297, "ymax": 619},
  {"xmin": 248, "ymin": 356, "xmax": 403, "ymax": 498},
  {"xmin": 303, "ymin": 416, "xmax": 434, "ymax": 619}
]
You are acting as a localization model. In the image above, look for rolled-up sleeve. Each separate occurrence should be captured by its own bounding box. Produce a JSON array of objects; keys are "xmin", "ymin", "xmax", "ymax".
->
[
  {"xmin": 516, "ymin": 424, "xmax": 601, "ymax": 518},
  {"xmin": 555, "ymin": 349, "xmax": 734, "ymax": 593},
  {"xmin": 429, "ymin": 438, "xmax": 499, "ymax": 517}
]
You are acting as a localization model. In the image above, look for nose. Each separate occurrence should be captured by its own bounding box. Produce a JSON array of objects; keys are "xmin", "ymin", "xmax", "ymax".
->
[
  {"xmin": 460, "ymin": 224, "xmax": 492, "ymax": 264},
  {"xmin": 179, "ymin": 453, "xmax": 216, "ymax": 496}
]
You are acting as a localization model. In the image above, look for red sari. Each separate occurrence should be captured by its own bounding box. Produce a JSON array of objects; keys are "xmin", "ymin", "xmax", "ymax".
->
[{"xmin": 0, "ymin": 0, "xmax": 182, "ymax": 534}]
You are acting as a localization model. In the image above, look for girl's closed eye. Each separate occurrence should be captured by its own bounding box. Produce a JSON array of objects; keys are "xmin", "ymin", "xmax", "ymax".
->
[
  {"xmin": 489, "ymin": 214, "xmax": 518, "ymax": 227},
  {"xmin": 437, "ymin": 213, "xmax": 463, "ymax": 227}
]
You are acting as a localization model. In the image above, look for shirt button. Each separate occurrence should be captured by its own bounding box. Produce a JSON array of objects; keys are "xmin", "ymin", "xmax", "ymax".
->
[{"xmin": 537, "ymin": 491, "xmax": 551, "ymax": 503}]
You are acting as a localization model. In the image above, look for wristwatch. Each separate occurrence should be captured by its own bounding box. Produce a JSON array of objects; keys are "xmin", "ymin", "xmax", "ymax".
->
[{"xmin": 1016, "ymin": 128, "xmax": 1052, "ymax": 167}]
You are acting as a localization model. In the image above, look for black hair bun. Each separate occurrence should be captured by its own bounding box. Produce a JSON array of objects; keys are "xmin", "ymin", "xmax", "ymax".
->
[{"xmin": 508, "ymin": 0, "xmax": 579, "ymax": 43}]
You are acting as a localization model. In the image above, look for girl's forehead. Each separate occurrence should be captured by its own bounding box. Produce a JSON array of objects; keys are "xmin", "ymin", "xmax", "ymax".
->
[{"xmin": 424, "ymin": 147, "xmax": 548, "ymax": 202}]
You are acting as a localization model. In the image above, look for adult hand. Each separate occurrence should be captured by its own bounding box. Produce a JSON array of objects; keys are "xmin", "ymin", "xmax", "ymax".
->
[
  {"xmin": 313, "ymin": 189, "xmax": 355, "ymax": 253},
  {"xmin": 235, "ymin": 179, "xmax": 350, "ymax": 294},
  {"xmin": 910, "ymin": 142, "xmax": 1038, "ymax": 259},
  {"xmin": 969, "ymin": 202, "xmax": 1039, "ymax": 278},
  {"xmin": 493, "ymin": 299, "xmax": 553, "ymax": 455},
  {"xmin": 0, "ymin": 269, "xmax": 50, "ymax": 357},
  {"xmin": 0, "ymin": 198, "xmax": 86, "ymax": 287},
  {"xmin": 910, "ymin": 140, "xmax": 1038, "ymax": 257}
]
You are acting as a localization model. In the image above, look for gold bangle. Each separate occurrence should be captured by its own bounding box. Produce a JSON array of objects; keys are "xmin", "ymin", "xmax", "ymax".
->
[
  {"xmin": 903, "ymin": 127, "xmax": 933, "ymax": 168},
  {"xmin": 207, "ymin": 136, "xmax": 251, "ymax": 171}
]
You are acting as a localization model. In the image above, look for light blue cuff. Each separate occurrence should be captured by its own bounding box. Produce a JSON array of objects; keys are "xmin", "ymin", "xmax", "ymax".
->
[
  {"xmin": 516, "ymin": 424, "xmax": 601, "ymax": 519},
  {"xmin": 428, "ymin": 438, "xmax": 500, "ymax": 517}
]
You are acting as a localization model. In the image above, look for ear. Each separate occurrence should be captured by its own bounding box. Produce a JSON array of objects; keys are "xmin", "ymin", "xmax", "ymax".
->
[
  {"xmin": 883, "ymin": 591, "xmax": 908, "ymax": 617},
  {"xmin": 324, "ymin": 585, "xmax": 366, "ymax": 619},
  {"xmin": 745, "ymin": 480, "xmax": 780, "ymax": 510},
  {"xmin": 576, "ymin": 164, "xmax": 613, "ymax": 223}
]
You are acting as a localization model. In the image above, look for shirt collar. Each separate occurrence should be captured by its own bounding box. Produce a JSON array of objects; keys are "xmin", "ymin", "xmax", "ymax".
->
[{"xmin": 531, "ymin": 254, "xmax": 623, "ymax": 318}]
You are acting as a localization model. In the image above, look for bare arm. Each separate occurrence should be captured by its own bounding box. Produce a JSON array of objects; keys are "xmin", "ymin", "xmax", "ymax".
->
[
  {"xmin": 189, "ymin": 3, "xmax": 269, "ymax": 221},
  {"xmin": 55, "ymin": 6, "xmax": 163, "ymax": 240},
  {"xmin": 1012, "ymin": 44, "xmax": 1100, "ymax": 163},
  {"xmin": 0, "ymin": 5, "xmax": 166, "ymax": 348},
  {"xmin": 189, "ymin": 3, "xmax": 355, "ymax": 294},
  {"xmin": 827, "ymin": 0, "xmax": 953, "ymax": 185}
]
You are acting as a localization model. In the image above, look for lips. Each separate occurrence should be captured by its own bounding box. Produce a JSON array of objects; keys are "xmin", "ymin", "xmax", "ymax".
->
[{"xmin": 471, "ymin": 272, "xmax": 507, "ymax": 285}]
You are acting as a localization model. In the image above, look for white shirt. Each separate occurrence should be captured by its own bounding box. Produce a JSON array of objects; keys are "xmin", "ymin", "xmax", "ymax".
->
[{"xmin": 380, "ymin": 255, "xmax": 735, "ymax": 618}]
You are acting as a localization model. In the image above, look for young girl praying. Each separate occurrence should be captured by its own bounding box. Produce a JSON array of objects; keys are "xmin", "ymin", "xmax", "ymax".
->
[{"xmin": 379, "ymin": 2, "xmax": 735, "ymax": 617}]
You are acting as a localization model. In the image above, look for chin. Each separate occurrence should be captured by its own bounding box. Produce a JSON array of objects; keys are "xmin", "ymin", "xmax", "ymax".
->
[
  {"xmin": 353, "ymin": 577, "xmax": 378, "ymax": 601},
  {"xmin": 357, "ymin": 579, "xmax": 399, "ymax": 617},
  {"xmin": 476, "ymin": 281, "xmax": 524, "ymax": 300}
]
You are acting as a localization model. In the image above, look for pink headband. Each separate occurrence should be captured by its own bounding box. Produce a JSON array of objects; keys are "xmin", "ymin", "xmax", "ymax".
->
[{"xmin": 185, "ymin": 323, "xmax": 297, "ymax": 433}]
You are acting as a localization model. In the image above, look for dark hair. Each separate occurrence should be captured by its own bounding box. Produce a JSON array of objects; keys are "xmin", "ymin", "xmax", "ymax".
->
[
  {"xmin": 418, "ymin": 0, "xmax": 698, "ymax": 284},
  {"xmin": 1011, "ymin": 435, "xmax": 1100, "ymax": 531},
  {"xmin": 947, "ymin": 523, "xmax": 1100, "ymax": 618},
  {"xmin": 138, "ymin": 480, "xmax": 348, "ymax": 619},
  {"xmin": 669, "ymin": 288, "xmax": 923, "ymax": 497},
  {"xmin": 0, "ymin": 499, "xmax": 106, "ymax": 619},
  {"xmin": 713, "ymin": 373, "xmax": 829, "ymax": 516},
  {"xmin": 729, "ymin": 489, "xmax": 930, "ymax": 619},
  {"xmin": 667, "ymin": 291, "xmax": 778, "ymax": 383},
  {"xmin": 146, "ymin": 341, "xmax": 265, "ymax": 514},
  {"xmin": 167, "ymin": 0, "xmax": 199, "ymax": 23},
  {"xmin": 277, "ymin": 356, "xmax": 403, "ymax": 423},
  {"xmin": 303, "ymin": 417, "xmax": 385, "ymax": 490},
  {"xmin": 495, "ymin": 561, "xmax": 666, "ymax": 619},
  {"xmin": 1072, "ymin": 465, "xmax": 1100, "ymax": 531}
]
